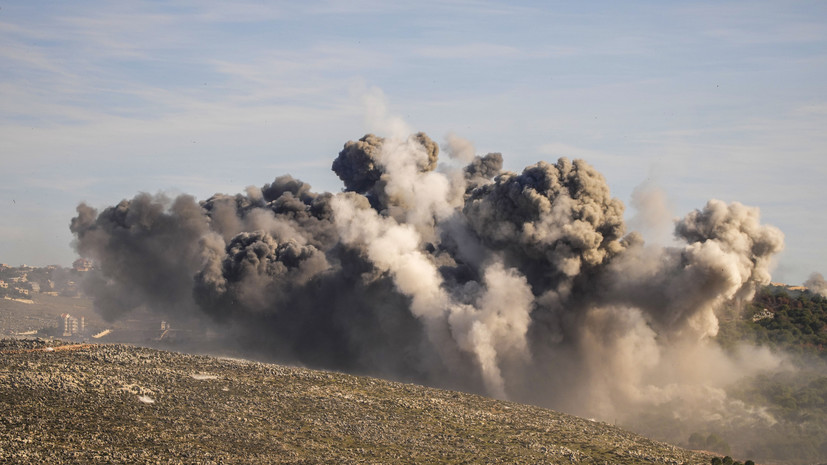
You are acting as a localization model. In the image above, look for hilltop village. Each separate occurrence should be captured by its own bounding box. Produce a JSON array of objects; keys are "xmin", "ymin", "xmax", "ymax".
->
[
  {"xmin": 0, "ymin": 261, "xmax": 186, "ymax": 346},
  {"xmin": 0, "ymin": 259, "xmax": 89, "ymax": 301}
]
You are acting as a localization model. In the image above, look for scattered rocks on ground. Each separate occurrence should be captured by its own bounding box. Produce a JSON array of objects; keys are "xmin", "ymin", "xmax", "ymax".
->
[{"xmin": 0, "ymin": 339, "xmax": 712, "ymax": 464}]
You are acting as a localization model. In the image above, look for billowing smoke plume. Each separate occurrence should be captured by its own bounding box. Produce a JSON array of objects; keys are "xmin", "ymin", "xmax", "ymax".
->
[
  {"xmin": 804, "ymin": 272, "xmax": 827, "ymax": 297},
  {"xmin": 72, "ymin": 131, "xmax": 788, "ymax": 456}
]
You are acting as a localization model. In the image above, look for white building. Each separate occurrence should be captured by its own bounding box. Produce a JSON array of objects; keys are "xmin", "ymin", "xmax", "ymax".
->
[{"xmin": 60, "ymin": 313, "xmax": 84, "ymax": 337}]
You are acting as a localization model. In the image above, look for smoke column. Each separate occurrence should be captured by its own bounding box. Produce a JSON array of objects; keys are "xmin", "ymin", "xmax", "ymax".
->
[
  {"xmin": 804, "ymin": 272, "xmax": 827, "ymax": 297},
  {"xmin": 72, "ymin": 131, "xmax": 787, "ymax": 454}
]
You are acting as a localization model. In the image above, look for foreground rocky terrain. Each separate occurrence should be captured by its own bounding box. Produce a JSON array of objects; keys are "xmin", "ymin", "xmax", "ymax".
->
[{"xmin": 0, "ymin": 339, "xmax": 712, "ymax": 464}]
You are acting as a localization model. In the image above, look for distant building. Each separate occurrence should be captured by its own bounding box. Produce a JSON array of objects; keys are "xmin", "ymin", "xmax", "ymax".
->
[
  {"xmin": 752, "ymin": 308, "xmax": 775, "ymax": 322},
  {"xmin": 72, "ymin": 258, "xmax": 93, "ymax": 272},
  {"xmin": 0, "ymin": 280, "xmax": 7, "ymax": 289},
  {"xmin": 60, "ymin": 313, "xmax": 82, "ymax": 337},
  {"xmin": 29, "ymin": 282, "xmax": 40, "ymax": 293}
]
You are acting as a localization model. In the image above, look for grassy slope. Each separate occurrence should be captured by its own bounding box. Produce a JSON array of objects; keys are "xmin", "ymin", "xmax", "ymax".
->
[{"xmin": 0, "ymin": 340, "xmax": 711, "ymax": 464}]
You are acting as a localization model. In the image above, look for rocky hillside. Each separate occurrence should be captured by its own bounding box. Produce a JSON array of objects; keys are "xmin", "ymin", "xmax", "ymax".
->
[{"xmin": 0, "ymin": 339, "xmax": 712, "ymax": 464}]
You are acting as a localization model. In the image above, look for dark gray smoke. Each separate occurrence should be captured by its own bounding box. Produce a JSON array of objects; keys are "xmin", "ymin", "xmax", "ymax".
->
[
  {"xmin": 463, "ymin": 158, "xmax": 626, "ymax": 293},
  {"xmin": 70, "ymin": 193, "xmax": 210, "ymax": 321},
  {"xmin": 331, "ymin": 134, "xmax": 385, "ymax": 193},
  {"xmin": 463, "ymin": 152, "xmax": 503, "ymax": 188},
  {"xmin": 72, "ymin": 131, "xmax": 788, "ymax": 456}
]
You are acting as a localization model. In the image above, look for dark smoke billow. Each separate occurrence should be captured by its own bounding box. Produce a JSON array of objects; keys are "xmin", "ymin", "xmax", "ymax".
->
[{"xmin": 72, "ymin": 132, "xmax": 787, "ymax": 451}]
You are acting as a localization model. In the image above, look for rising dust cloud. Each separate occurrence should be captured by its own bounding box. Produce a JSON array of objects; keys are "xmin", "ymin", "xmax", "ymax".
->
[{"xmin": 72, "ymin": 131, "xmax": 791, "ymax": 455}]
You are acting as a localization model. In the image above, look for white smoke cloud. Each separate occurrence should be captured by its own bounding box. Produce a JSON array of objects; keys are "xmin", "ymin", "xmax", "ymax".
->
[
  {"xmin": 628, "ymin": 181, "xmax": 675, "ymax": 245},
  {"xmin": 331, "ymin": 193, "xmax": 448, "ymax": 320},
  {"xmin": 804, "ymin": 272, "xmax": 827, "ymax": 297},
  {"xmin": 448, "ymin": 260, "xmax": 534, "ymax": 398},
  {"xmin": 362, "ymin": 86, "xmax": 411, "ymax": 140},
  {"xmin": 443, "ymin": 133, "xmax": 476, "ymax": 163}
]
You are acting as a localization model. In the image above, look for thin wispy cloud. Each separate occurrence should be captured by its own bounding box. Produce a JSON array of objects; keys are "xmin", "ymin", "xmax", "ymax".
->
[
  {"xmin": 0, "ymin": 0, "xmax": 824, "ymax": 286},
  {"xmin": 415, "ymin": 43, "xmax": 526, "ymax": 60},
  {"xmin": 679, "ymin": 2, "xmax": 827, "ymax": 46}
]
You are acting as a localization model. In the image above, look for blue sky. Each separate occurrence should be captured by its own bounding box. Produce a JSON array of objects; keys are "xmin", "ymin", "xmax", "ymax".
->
[{"xmin": 1, "ymin": 0, "xmax": 825, "ymax": 284}]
